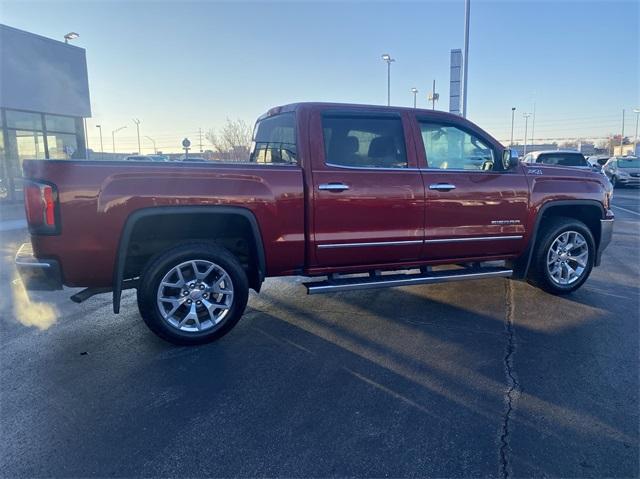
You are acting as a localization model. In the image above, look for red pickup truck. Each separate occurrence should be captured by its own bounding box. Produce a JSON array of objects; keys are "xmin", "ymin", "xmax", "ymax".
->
[{"xmin": 17, "ymin": 102, "xmax": 614, "ymax": 344}]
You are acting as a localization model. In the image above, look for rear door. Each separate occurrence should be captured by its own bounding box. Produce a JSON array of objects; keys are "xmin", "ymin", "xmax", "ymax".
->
[
  {"xmin": 415, "ymin": 118, "xmax": 530, "ymax": 260},
  {"xmin": 309, "ymin": 109, "xmax": 425, "ymax": 268}
]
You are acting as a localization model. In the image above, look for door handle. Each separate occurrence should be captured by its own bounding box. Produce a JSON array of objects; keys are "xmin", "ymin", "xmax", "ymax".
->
[
  {"xmin": 429, "ymin": 183, "xmax": 456, "ymax": 191},
  {"xmin": 319, "ymin": 183, "xmax": 350, "ymax": 192}
]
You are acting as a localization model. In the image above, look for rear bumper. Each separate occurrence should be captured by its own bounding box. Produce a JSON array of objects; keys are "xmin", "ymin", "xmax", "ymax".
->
[
  {"xmin": 595, "ymin": 218, "xmax": 614, "ymax": 266},
  {"xmin": 15, "ymin": 243, "xmax": 63, "ymax": 290}
]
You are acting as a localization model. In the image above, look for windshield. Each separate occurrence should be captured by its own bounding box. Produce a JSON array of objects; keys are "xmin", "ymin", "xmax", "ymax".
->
[
  {"xmin": 538, "ymin": 153, "xmax": 588, "ymax": 167},
  {"xmin": 617, "ymin": 157, "xmax": 640, "ymax": 168}
]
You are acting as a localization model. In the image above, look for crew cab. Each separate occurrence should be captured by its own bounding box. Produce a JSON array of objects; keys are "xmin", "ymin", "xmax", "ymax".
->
[{"xmin": 16, "ymin": 103, "xmax": 614, "ymax": 344}]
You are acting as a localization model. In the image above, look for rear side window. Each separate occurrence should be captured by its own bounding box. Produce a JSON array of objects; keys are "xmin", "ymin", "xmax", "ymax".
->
[
  {"xmin": 322, "ymin": 115, "xmax": 408, "ymax": 168},
  {"xmin": 249, "ymin": 112, "xmax": 297, "ymax": 165},
  {"xmin": 537, "ymin": 153, "xmax": 587, "ymax": 167}
]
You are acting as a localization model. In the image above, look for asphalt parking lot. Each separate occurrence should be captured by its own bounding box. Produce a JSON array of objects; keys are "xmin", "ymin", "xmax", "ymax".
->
[{"xmin": 1, "ymin": 189, "xmax": 638, "ymax": 478}]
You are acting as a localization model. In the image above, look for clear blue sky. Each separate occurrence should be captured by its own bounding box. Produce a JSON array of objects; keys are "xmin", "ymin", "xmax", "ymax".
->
[{"xmin": 1, "ymin": 0, "xmax": 638, "ymax": 153}]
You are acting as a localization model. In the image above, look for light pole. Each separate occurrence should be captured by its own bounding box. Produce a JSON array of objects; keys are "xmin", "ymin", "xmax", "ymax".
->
[
  {"xmin": 523, "ymin": 113, "xmax": 532, "ymax": 156},
  {"xmin": 381, "ymin": 53, "xmax": 395, "ymax": 106},
  {"xmin": 510, "ymin": 107, "xmax": 516, "ymax": 146},
  {"xmin": 145, "ymin": 136, "xmax": 157, "ymax": 154},
  {"xmin": 428, "ymin": 79, "xmax": 439, "ymax": 110},
  {"xmin": 111, "ymin": 126, "xmax": 127, "ymax": 154},
  {"xmin": 633, "ymin": 109, "xmax": 640, "ymax": 155},
  {"xmin": 620, "ymin": 109, "xmax": 625, "ymax": 155},
  {"xmin": 461, "ymin": 0, "xmax": 470, "ymax": 118},
  {"xmin": 96, "ymin": 125, "xmax": 104, "ymax": 159},
  {"xmin": 64, "ymin": 32, "xmax": 79, "ymax": 44},
  {"xmin": 411, "ymin": 88, "xmax": 418, "ymax": 108},
  {"xmin": 133, "ymin": 118, "xmax": 141, "ymax": 154}
]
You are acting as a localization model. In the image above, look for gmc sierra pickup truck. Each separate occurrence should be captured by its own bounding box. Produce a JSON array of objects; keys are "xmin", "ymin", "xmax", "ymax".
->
[{"xmin": 17, "ymin": 102, "xmax": 614, "ymax": 344}]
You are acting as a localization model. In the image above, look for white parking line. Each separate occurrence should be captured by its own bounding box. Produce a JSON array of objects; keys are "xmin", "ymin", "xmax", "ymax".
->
[{"xmin": 612, "ymin": 205, "xmax": 640, "ymax": 217}]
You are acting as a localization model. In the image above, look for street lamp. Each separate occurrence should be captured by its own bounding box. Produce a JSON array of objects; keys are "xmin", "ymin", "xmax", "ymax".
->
[
  {"xmin": 145, "ymin": 136, "xmax": 157, "ymax": 154},
  {"xmin": 133, "ymin": 118, "xmax": 141, "ymax": 154},
  {"xmin": 95, "ymin": 125, "xmax": 104, "ymax": 159},
  {"xmin": 523, "ymin": 113, "xmax": 532, "ymax": 156},
  {"xmin": 510, "ymin": 107, "xmax": 516, "ymax": 146},
  {"xmin": 410, "ymin": 88, "xmax": 418, "ymax": 108},
  {"xmin": 633, "ymin": 109, "xmax": 640, "ymax": 155},
  {"xmin": 111, "ymin": 126, "xmax": 127, "ymax": 154},
  {"xmin": 64, "ymin": 32, "xmax": 79, "ymax": 44},
  {"xmin": 381, "ymin": 53, "xmax": 395, "ymax": 106},
  {"xmin": 461, "ymin": 0, "xmax": 470, "ymax": 118}
]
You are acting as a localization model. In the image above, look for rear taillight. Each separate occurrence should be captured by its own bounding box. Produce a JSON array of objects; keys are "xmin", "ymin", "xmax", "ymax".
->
[{"xmin": 24, "ymin": 181, "xmax": 59, "ymax": 234}]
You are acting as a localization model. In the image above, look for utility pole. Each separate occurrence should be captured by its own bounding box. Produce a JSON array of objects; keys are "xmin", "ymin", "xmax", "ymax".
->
[
  {"xmin": 523, "ymin": 113, "xmax": 531, "ymax": 156},
  {"xmin": 461, "ymin": 0, "xmax": 470, "ymax": 117},
  {"xmin": 410, "ymin": 88, "xmax": 418, "ymax": 108},
  {"xmin": 381, "ymin": 54, "xmax": 395, "ymax": 106},
  {"xmin": 96, "ymin": 125, "xmax": 104, "ymax": 160},
  {"xmin": 133, "ymin": 119, "xmax": 141, "ymax": 154},
  {"xmin": 510, "ymin": 107, "xmax": 516, "ymax": 146},
  {"xmin": 199, "ymin": 128, "xmax": 204, "ymax": 152}
]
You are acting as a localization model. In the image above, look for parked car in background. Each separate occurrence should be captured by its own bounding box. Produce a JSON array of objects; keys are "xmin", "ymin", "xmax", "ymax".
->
[
  {"xmin": 147, "ymin": 155, "xmax": 169, "ymax": 162},
  {"xmin": 182, "ymin": 157, "xmax": 207, "ymax": 162},
  {"xmin": 523, "ymin": 150, "xmax": 591, "ymax": 170},
  {"xmin": 125, "ymin": 155, "xmax": 152, "ymax": 161},
  {"xmin": 586, "ymin": 156, "xmax": 610, "ymax": 172},
  {"xmin": 603, "ymin": 156, "xmax": 640, "ymax": 187}
]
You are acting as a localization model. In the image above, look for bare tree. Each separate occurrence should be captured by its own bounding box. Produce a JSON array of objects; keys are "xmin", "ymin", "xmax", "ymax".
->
[{"xmin": 206, "ymin": 118, "xmax": 252, "ymax": 161}]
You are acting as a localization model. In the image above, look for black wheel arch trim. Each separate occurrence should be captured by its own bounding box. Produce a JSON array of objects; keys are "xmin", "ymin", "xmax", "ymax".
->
[
  {"xmin": 512, "ymin": 199, "xmax": 605, "ymax": 279},
  {"xmin": 112, "ymin": 205, "xmax": 266, "ymax": 313}
]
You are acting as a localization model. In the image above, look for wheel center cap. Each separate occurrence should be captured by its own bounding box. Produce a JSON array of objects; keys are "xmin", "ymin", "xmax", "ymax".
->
[
  {"xmin": 559, "ymin": 252, "xmax": 569, "ymax": 261},
  {"xmin": 190, "ymin": 290, "xmax": 203, "ymax": 300}
]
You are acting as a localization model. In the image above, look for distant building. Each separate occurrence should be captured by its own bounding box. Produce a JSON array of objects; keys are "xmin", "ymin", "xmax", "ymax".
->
[
  {"xmin": 613, "ymin": 144, "xmax": 639, "ymax": 156},
  {"xmin": 0, "ymin": 24, "xmax": 91, "ymax": 201}
]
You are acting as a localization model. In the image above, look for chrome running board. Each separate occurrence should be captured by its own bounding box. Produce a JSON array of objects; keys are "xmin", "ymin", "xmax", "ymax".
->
[{"xmin": 304, "ymin": 266, "xmax": 513, "ymax": 295}]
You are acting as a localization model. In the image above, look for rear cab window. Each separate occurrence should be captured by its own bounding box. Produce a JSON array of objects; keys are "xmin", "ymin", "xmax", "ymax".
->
[{"xmin": 249, "ymin": 112, "xmax": 297, "ymax": 165}]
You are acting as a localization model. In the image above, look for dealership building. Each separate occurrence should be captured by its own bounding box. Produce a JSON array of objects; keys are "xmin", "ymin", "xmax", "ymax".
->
[{"xmin": 0, "ymin": 24, "xmax": 91, "ymax": 201}]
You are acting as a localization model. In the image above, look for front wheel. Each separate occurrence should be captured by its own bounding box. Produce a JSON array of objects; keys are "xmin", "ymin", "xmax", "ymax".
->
[
  {"xmin": 137, "ymin": 242, "xmax": 249, "ymax": 345},
  {"xmin": 528, "ymin": 217, "xmax": 595, "ymax": 295}
]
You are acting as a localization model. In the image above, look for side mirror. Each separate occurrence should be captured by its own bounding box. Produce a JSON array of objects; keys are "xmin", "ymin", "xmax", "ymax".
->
[{"xmin": 502, "ymin": 149, "xmax": 519, "ymax": 169}]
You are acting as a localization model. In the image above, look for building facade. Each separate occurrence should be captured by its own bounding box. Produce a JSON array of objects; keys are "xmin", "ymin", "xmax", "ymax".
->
[{"xmin": 0, "ymin": 24, "xmax": 91, "ymax": 201}]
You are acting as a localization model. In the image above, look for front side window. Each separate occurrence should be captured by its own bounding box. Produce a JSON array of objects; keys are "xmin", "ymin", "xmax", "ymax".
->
[
  {"xmin": 322, "ymin": 115, "xmax": 408, "ymax": 168},
  {"xmin": 420, "ymin": 123, "xmax": 494, "ymax": 170},
  {"xmin": 249, "ymin": 112, "xmax": 297, "ymax": 165}
]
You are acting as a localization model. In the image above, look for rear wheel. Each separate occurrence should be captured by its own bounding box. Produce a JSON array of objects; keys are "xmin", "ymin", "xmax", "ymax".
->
[
  {"xmin": 528, "ymin": 217, "xmax": 595, "ymax": 295},
  {"xmin": 137, "ymin": 242, "xmax": 249, "ymax": 345}
]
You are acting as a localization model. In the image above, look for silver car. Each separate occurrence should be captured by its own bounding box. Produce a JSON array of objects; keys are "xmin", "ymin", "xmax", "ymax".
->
[{"xmin": 603, "ymin": 156, "xmax": 640, "ymax": 187}]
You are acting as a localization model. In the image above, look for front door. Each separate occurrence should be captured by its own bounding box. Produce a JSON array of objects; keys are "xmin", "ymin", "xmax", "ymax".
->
[
  {"xmin": 310, "ymin": 110, "xmax": 425, "ymax": 268},
  {"xmin": 416, "ymin": 120, "xmax": 529, "ymax": 260}
]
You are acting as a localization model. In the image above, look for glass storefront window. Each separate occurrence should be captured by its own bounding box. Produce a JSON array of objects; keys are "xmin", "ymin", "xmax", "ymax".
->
[
  {"xmin": 47, "ymin": 133, "xmax": 79, "ymax": 159},
  {"xmin": 5, "ymin": 110, "xmax": 42, "ymax": 131},
  {"xmin": 14, "ymin": 130, "xmax": 46, "ymax": 161},
  {"xmin": 45, "ymin": 114, "xmax": 76, "ymax": 133}
]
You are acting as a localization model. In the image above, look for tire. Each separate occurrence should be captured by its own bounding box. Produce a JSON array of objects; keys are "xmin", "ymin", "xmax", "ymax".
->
[
  {"xmin": 137, "ymin": 242, "xmax": 249, "ymax": 345},
  {"xmin": 611, "ymin": 176, "xmax": 618, "ymax": 188},
  {"xmin": 528, "ymin": 217, "xmax": 595, "ymax": 295}
]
